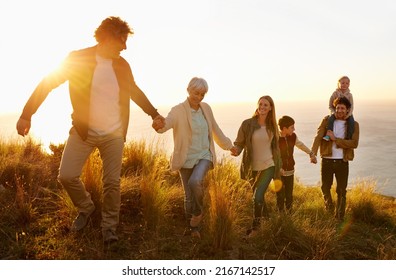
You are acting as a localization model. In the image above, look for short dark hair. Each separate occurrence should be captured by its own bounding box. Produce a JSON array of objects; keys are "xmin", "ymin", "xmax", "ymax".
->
[
  {"xmin": 94, "ymin": 16, "xmax": 133, "ymax": 43},
  {"xmin": 278, "ymin": 115, "xmax": 295, "ymax": 130},
  {"xmin": 333, "ymin": 97, "xmax": 351, "ymax": 109}
]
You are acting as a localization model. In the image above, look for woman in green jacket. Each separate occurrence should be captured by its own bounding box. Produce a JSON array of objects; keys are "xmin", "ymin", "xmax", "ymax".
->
[{"xmin": 231, "ymin": 95, "xmax": 281, "ymax": 237}]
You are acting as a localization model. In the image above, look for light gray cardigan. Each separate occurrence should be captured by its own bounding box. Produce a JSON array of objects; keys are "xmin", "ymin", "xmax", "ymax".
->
[{"xmin": 157, "ymin": 99, "xmax": 233, "ymax": 171}]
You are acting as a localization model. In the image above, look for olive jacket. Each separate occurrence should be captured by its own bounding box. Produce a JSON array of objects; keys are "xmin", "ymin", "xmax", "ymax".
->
[{"xmin": 233, "ymin": 117, "xmax": 282, "ymax": 181}]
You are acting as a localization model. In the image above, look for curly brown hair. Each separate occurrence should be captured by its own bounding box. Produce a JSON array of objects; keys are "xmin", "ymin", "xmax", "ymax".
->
[
  {"xmin": 333, "ymin": 96, "xmax": 351, "ymax": 109},
  {"xmin": 94, "ymin": 16, "xmax": 133, "ymax": 43}
]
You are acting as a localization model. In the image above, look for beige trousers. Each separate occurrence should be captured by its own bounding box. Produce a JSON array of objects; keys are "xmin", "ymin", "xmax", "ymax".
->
[{"xmin": 58, "ymin": 127, "xmax": 124, "ymax": 231}]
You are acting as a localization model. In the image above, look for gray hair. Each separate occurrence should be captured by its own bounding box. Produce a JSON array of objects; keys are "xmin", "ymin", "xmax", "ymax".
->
[{"xmin": 187, "ymin": 77, "xmax": 208, "ymax": 93}]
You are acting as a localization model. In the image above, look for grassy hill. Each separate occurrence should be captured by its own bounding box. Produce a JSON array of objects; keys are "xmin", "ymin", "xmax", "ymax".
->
[{"xmin": 0, "ymin": 138, "xmax": 395, "ymax": 260}]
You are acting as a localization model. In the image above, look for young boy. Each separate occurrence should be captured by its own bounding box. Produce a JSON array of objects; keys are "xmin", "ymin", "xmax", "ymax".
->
[
  {"xmin": 277, "ymin": 116, "xmax": 316, "ymax": 212},
  {"xmin": 323, "ymin": 76, "xmax": 355, "ymax": 141}
]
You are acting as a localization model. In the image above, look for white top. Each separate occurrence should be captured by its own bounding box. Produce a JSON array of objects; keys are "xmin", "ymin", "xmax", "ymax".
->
[
  {"xmin": 251, "ymin": 126, "xmax": 274, "ymax": 171},
  {"xmin": 327, "ymin": 119, "xmax": 346, "ymax": 159},
  {"xmin": 88, "ymin": 55, "xmax": 121, "ymax": 136}
]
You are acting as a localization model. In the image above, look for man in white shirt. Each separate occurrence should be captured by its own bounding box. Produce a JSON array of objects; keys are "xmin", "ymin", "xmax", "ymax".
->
[
  {"xmin": 311, "ymin": 97, "xmax": 359, "ymax": 220},
  {"xmin": 17, "ymin": 16, "xmax": 164, "ymax": 243}
]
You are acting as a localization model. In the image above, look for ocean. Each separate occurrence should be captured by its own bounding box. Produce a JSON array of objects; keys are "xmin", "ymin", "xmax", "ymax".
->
[{"xmin": 1, "ymin": 100, "xmax": 395, "ymax": 197}]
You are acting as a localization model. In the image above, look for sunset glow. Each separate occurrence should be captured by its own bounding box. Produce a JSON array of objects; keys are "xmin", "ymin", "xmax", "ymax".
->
[{"xmin": 2, "ymin": 1, "xmax": 395, "ymax": 114}]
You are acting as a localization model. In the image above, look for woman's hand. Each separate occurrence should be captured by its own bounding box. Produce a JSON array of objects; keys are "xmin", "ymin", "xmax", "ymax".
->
[
  {"xmin": 230, "ymin": 146, "xmax": 239, "ymax": 156},
  {"xmin": 152, "ymin": 115, "xmax": 165, "ymax": 131}
]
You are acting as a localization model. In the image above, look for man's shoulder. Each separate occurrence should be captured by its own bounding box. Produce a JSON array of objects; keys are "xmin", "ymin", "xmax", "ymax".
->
[
  {"xmin": 69, "ymin": 46, "xmax": 96, "ymax": 57},
  {"xmin": 61, "ymin": 46, "xmax": 96, "ymax": 70},
  {"xmin": 115, "ymin": 55, "xmax": 130, "ymax": 67},
  {"xmin": 317, "ymin": 115, "xmax": 329, "ymax": 125}
]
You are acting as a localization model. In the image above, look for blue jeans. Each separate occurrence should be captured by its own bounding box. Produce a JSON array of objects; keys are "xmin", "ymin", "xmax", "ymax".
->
[
  {"xmin": 179, "ymin": 159, "xmax": 212, "ymax": 221},
  {"xmin": 251, "ymin": 166, "xmax": 275, "ymax": 222},
  {"xmin": 252, "ymin": 166, "xmax": 275, "ymax": 204}
]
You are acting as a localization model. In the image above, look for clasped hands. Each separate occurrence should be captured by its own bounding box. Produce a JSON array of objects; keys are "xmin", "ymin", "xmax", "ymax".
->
[
  {"xmin": 152, "ymin": 115, "xmax": 165, "ymax": 131},
  {"xmin": 230, "ymin": 146, "xmax": 239, "ymax": 156}
]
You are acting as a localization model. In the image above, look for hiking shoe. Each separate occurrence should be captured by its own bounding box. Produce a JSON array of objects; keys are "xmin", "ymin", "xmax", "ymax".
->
[
  {"xmin": 70, "ymin": 207, "xmax": 95, "ymax": 232},
  {"xmin": 323, "ymin": 135, "xmax": 330, "ymax": 141},
  {"xmin": 190, "ymin": 214, "xmax": 203, "ymax": 227},
  {"xmin": 103, "ymin": 229, "xmax": 119, "ymax": 244}
]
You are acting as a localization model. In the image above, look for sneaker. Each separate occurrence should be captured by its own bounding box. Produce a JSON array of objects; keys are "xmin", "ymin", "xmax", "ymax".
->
[
  {"xmin": 103, "ymin": 229, "xmax": 118, "ymax": 243},
  {"xmin": 323, "ymin": 135, "xmax": 330, "ymax": 141},
  {"xmin": 190, "ymin": 214, "xmax": 203, "ymax": 228},
  {"xmin": 70, "ymin": 207, "xmax": 95, "ymax": 232}
]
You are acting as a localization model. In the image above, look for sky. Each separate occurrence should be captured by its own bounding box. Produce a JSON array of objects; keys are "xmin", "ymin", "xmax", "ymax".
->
[{"xmin": 1, "ymin": 0, "xmax": 395, "ymax": 116}]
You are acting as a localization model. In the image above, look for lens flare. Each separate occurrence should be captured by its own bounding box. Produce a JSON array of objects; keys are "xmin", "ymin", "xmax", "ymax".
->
[{"xmin": 271, "ymin": 179, "xmax": 283, "ymax": 192}]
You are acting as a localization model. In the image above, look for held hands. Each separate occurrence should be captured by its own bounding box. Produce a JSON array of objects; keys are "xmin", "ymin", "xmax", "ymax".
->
[
  {"xmin": 152, "ymin": 115, "xmax": 165, "ymax": 131},
  {"xmin": 230, "ymin": 146, "xmax": 239, "ymax": 156},
  {"xmin": 309, "ymin": 152, "xmax": 317, "ymax": 164},
  {"xmin": 16, "ymin": 118, "xmax": 31, "ymax": 137}
]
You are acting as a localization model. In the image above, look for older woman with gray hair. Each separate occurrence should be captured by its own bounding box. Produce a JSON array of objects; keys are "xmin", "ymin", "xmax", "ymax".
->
[{"xmin": 153, "ymin": 77, "xmax": 233, "ymax": 238}]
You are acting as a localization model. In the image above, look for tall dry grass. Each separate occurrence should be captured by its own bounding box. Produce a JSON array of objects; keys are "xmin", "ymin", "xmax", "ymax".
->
[
  {"xmin": 0, "ymin": 137, "xmax": 395, "ymax": 259},
  {"xmin": 205, "ymin": 158, "xmax": 250, "ymax": 250},
  {"xmin": 81, "ymin": 149, "xmax": 103, "ymax": 220},
  {"xmin": 122, "ymin": 140, "xmax": 179, "ymax": 231}
]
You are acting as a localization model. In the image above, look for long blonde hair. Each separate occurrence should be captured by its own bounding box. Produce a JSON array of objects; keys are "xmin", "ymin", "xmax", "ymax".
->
[
  {"xmin": 253, "ymin": 95, "xmax": 279, "ymax": 140},
  {"xmin": 255, "ymin": 95, "xmax": 281, "ymax": 178}
]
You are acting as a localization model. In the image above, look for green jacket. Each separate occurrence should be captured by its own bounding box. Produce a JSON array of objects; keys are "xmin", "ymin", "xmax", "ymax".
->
[
  {"xmin": 20, "ymin": 46, "xmax": 159, "ymax": 140},
  {"xmin": 311, "ymin": 115, "xmax": 359, "ymax": 161},
  {"xmin": 234, "ymin": 117, "xmax": 282, "ymax": 181}
]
